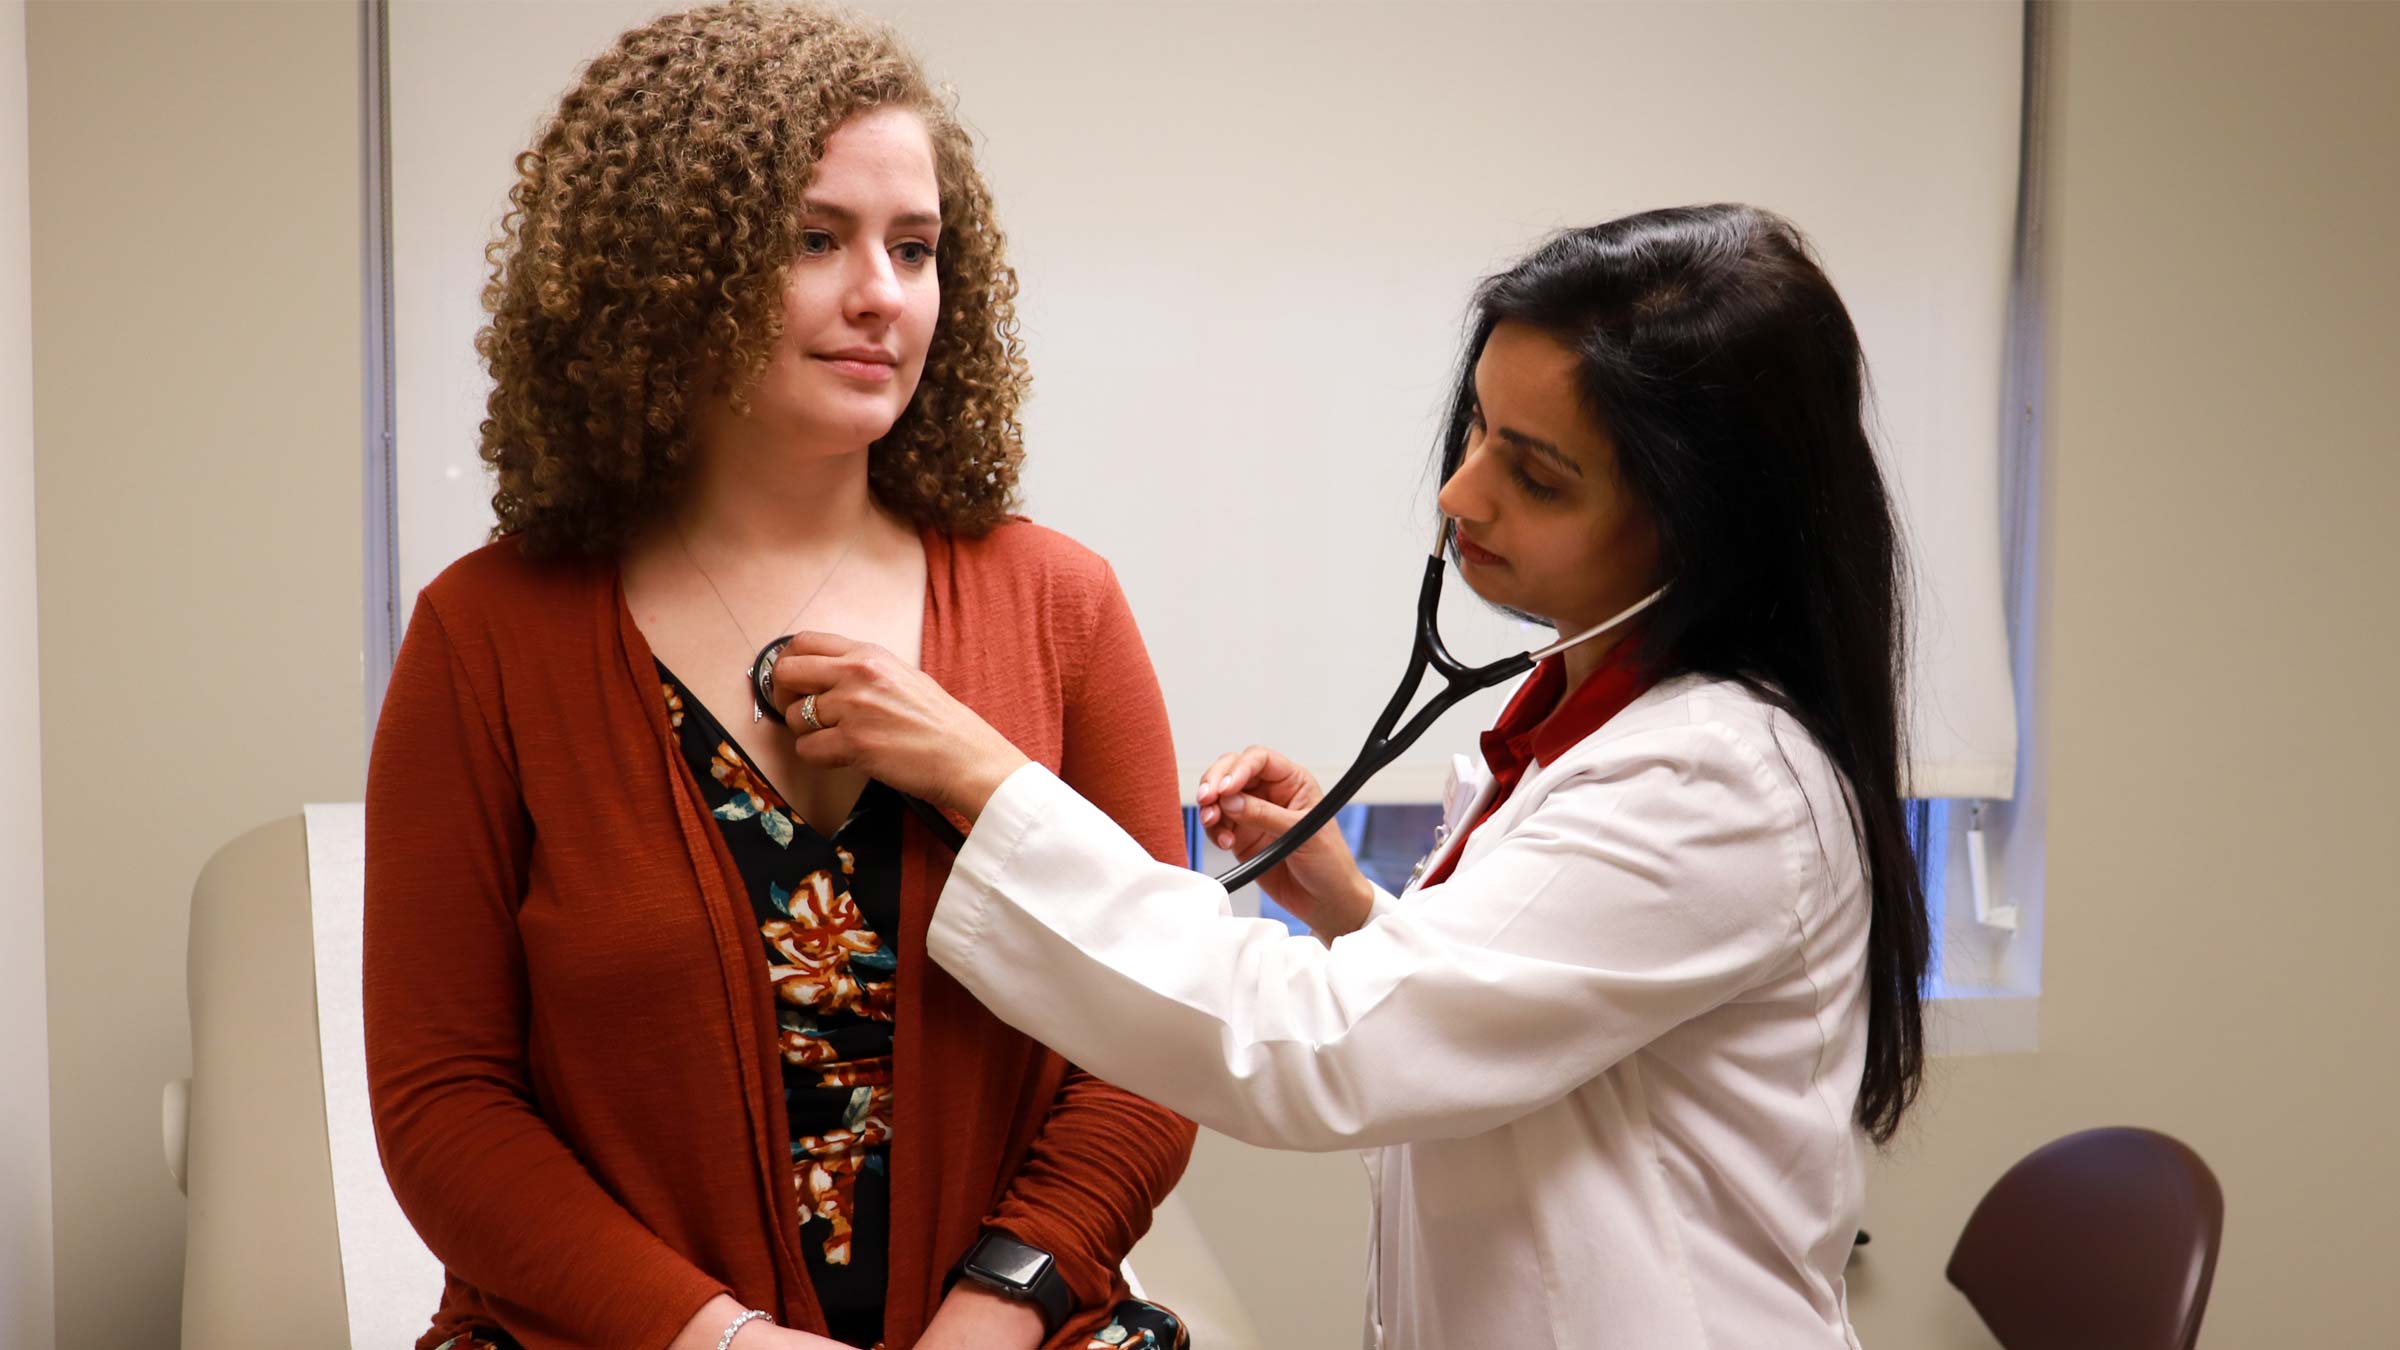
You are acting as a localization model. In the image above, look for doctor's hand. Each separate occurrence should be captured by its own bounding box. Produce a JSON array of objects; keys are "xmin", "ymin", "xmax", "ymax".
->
[
  {"xmin": 1197, "ymin": 746, "xmax": 1376, "ymax": 939},
  {"xmin": 772, "ymin": 632, "xmax": 1030, "ymax": 823}
]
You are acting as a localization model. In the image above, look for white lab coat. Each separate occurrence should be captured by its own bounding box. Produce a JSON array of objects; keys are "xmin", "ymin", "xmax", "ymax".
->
[{"xmin": 928, "ymin": 674, "xmax": 1872, "ymax": 1349}]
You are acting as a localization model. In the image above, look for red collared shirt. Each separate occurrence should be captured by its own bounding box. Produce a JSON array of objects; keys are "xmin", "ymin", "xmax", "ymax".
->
[{"xmin": 1420, "ymin": 636, "xmax": 1656, "ymax": 889}]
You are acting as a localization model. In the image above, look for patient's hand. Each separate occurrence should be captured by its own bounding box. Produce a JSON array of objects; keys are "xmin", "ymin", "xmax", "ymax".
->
[
  {"xmin": 667, "ymin": 1295, "xmax": 852, "ymax": 1350},
  {"xmin": 1197, "ymin": 746, "xmax": 1375, "ymax": 938},
  {"xmin": 914, "ymin": 1282, "xmax": 1047, "ymax": 1350}
]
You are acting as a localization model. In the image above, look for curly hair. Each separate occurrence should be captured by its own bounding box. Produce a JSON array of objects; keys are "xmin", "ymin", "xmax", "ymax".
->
[{"xmin": 475, "ymin": 1, "xmax": 1028, "ymax": 557}]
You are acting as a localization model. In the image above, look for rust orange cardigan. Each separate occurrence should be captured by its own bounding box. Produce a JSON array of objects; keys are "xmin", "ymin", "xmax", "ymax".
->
[{"xmin": 364, "ymin": 522, "xmax": 1197, "ymax": 1350}]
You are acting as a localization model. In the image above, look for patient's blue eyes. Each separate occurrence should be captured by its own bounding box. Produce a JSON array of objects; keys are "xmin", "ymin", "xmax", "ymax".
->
[{"xmin": 794, "ymin": 230, "xmax": 935, "ymax": 267}]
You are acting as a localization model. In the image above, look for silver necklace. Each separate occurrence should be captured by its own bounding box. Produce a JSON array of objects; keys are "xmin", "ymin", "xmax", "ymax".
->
[{"xmin": 674, "ymin": 513, "xmax": 868, "ymax": 722}]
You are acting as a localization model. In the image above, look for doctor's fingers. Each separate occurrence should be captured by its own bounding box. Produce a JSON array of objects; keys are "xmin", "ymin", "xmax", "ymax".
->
[
  {"xmin": 1195, "ymin": 749, "xmax": 1248, "ymax": 825},
  {"xmin": 1217, "ymin": 783, "xmax": 1336, "ymax": 872},
  {"xmin": 770, "ymin": 646, "xmax": 894, "ymax": 714},
  {"xmin": 1196, "ymin": 746, "xmax": 1269, "ymax": 802},
  {"xmin": 1216, "ymin": 784, "xmax": 1305, "ymax": 829},
  {"xmin": 1207, "ymin": 800, "xmax": 1288, "ymax": 854},
  {"xmin": 1197, "ymin": 748, "xmax": 1309, "ymax": 827},
  {"xmin": 779, "ymin": 630, "xmax": 876, "ymax": 660},
  {"xmin": 1197, "ymin": 746, "xmax": 1317, "ymax": 819},
  {"xmin": 787, "ymin": 720, "xmax": 861, "ymax": 771}
]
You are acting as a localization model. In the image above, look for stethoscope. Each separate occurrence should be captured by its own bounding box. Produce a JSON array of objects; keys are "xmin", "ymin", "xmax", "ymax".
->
[{"xmin": 749, "ymin": 522, "xmax": 1666, "ymax": 892}]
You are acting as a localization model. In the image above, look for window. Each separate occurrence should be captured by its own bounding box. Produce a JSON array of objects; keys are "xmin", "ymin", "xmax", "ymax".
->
[{"xmin": 1186, "ymin": 804, "xmax": 1443, "ymax": 934}]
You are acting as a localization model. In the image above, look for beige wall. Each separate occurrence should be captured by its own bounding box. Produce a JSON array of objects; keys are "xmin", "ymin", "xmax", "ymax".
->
[
  {"xmin": 1849, "ymin": 2, "xmax": 2400, "ymax": 1345},
  {"xmin": 28, "ymin": 1, "xmax": 364, "ymax": 1344},
  {"xmin": 2, "ymin": 2, "xmax": 56, "ymax": 1346}
]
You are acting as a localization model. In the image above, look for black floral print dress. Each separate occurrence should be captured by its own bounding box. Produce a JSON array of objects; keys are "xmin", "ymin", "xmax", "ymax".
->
[{"xmin": 661, "ymin": 661, "xmax": 902, "ymax": 1348}]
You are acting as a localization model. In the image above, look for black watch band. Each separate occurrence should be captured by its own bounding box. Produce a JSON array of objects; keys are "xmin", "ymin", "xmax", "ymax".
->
[{"xmin": 951, "ymin": 1230, "xmax": 1072, "ymax": 1336}]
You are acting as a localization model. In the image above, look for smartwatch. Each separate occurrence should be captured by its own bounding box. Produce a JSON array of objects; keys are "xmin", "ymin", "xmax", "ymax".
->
[{"xmin": 951, "ymin": 1230, "xmax": 1071, "ymax": 1336}]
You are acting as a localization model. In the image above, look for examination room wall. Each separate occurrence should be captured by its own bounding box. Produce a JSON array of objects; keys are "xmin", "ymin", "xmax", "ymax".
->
[
  {"xmin": 3, "ymin": 4, "xmax": 56, "ymax": 1348},
  {"xmin": 17, "ymin": 3, "xmax": 2399, "ymax": 1348},
  {"xmin": 1840, "ymin": 3, "xmax": 2400, "ymax": 1346},
  {"xmin": 26, "ymin": 3, "xmax": 366, "ymax": 1346}
]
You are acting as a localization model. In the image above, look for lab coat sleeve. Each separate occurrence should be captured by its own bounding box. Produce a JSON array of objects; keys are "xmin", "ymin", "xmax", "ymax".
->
[{"xmin": 927, "ymin": 720, "xmax": 1813, "ymax": 1153}]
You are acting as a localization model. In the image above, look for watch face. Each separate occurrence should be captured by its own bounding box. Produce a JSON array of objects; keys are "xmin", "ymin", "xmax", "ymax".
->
[{"xmin": 972, "ymin": 1234, "xmax": 1053, "ymax": 1289}]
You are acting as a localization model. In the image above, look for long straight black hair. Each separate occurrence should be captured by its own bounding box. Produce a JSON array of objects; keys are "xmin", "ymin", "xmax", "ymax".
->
[{"xmin": 1438, "ymin": 204, "xmax": 1928, "ymax": 1144}]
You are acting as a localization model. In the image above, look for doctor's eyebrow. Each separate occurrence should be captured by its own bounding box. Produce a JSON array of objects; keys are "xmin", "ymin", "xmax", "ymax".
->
[
  {"xmin": 798, "ymin": 197, "xmax": 943, "ymax": 231},
  {"xmin": 1495, "ymin": 427, "xmax": 1585, "ymax": 478}
]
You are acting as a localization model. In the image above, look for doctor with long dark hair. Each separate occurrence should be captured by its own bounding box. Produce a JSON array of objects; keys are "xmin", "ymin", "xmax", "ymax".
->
[{"xmin": 771, "ymin": 204, "xmax": 1929, "ymax": 1349}]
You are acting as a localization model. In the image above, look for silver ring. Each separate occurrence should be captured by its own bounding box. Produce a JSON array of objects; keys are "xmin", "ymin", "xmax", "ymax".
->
[{"xmin": 798, "ymin": 692, "xmax": 823, "ymax": 732}]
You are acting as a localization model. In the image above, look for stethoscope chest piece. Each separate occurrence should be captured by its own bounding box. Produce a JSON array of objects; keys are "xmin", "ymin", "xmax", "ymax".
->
[
  {"xmin": 745, "ymin": 630, "xmax": 966, "ymax": 851},
  {"xmin": 749, "ymin": 635, "xmax": 793, "ymax": 726}
]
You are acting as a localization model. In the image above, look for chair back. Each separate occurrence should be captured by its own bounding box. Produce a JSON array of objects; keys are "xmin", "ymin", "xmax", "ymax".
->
[{"xmin": 1947, "ymin": 1125, "xmax": 2224, "ymax": 1350}]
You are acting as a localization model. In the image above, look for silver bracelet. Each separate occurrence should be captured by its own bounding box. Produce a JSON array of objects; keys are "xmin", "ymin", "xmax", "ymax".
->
[{"xmin": 714, "ymin": 1308, "xmax": 773, "ymax": 1350}]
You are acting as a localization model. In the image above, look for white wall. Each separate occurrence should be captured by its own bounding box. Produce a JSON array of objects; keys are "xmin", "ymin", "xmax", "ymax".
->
[
  {"xmin": 0, "ymin": 3, "xmax": 54, "ymax": 1346},
  {"xmin": 389, "ymin": 0, "xmax": 2023, "ymax": 801}
]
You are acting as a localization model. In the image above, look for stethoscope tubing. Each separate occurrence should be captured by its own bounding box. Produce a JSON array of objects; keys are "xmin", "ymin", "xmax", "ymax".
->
[{"xmin": 1211, "ymin": 527, "xmax": 1664, "ymax": 893}]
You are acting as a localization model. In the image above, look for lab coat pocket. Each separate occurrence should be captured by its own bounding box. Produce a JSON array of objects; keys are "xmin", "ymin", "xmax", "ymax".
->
[
  {"xmin": 1406, "ymin": 753, "xmax": 1491, "ymax": 894},
  {"xmin": 1441, "ymin": 752, "xmax": 1487, "ymax": 825}
]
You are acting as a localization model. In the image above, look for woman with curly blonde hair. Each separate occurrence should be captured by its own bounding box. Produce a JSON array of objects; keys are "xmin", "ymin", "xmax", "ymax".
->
[{"xmin": 362, "ymin": 6, "xmax": 1195, "ymax": 1350}]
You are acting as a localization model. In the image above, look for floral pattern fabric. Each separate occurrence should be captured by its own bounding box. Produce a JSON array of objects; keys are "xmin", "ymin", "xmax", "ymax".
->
[
  {"xmin": 1087, "ymin": 1301, "xmax": 1191, "ymax": 1349},
  {"xmin": 662, "ymin": 662, "xmax": 903, "ymax": 1347}
]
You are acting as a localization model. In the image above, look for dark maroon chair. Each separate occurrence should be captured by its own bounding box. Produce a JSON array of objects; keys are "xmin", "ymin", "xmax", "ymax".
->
[{"xmin": 1946, "ymin": 1126, "xmax": 2224, "ymax": 1350}]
